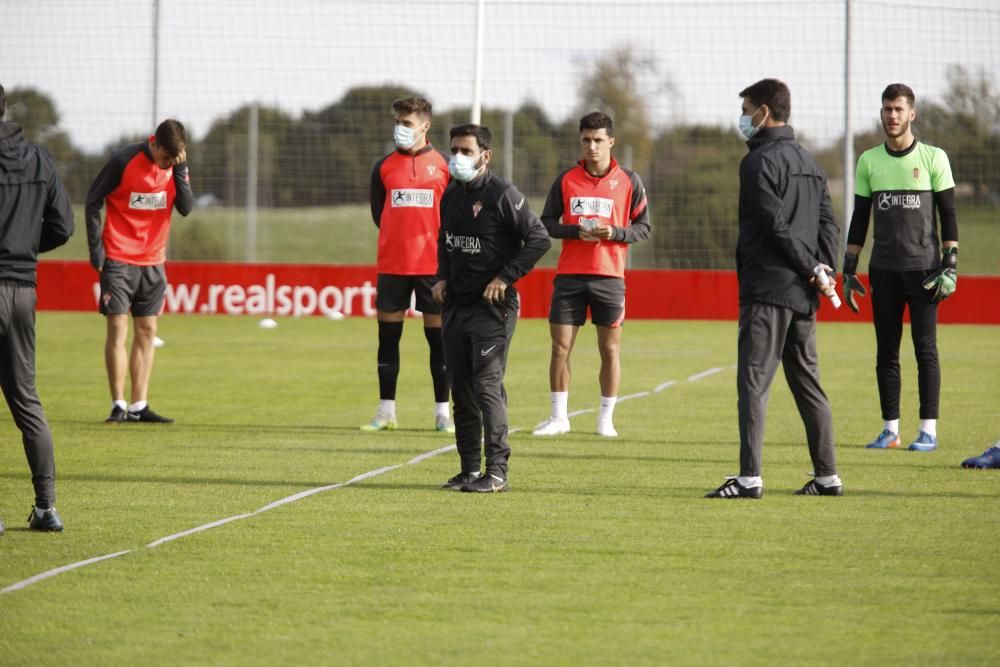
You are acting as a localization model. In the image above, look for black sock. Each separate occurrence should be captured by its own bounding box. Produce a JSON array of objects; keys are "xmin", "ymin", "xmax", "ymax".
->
[
  {"xmin": 377, "ymin": 321, "xmax": 403, "ymax": 400},
  {"xmin": 424, "ymin": 326, "xmax": 449, "ymax": 403}
]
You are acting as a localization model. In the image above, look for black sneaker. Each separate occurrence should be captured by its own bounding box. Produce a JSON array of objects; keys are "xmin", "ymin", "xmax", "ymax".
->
[
  {"xmin": 460, "ymin": 473, "xmax": 508, "ymax": 493},
  {"xmin": 27, "ymin": 506, "xmax": 64, "ymax": 532},
  {"xmin": 705, "ymin": 476, "xmax": 762, "ymax": 499},
  {"xmin": 795, "ymin": 478, "xmax": 844, "ymax": 496},
  {"xmin": 441, "ymin": 471, "xmax": 482, "ymax": 490},
  {"xmin": 105, "ymin": 405, "xmax": 127, "ymax": 423},
  {"xmin": 127, "ymin": 405, "xmax": 175, "ymax": 423}
]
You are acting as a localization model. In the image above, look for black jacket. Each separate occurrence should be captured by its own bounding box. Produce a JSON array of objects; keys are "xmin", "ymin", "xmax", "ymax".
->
[
  {"xmin": 437, "ymin": 170, "xmax": 550, "ymax": 310},
  {"xmin": 737, "ymin": 126, "xmax": 839, "ymax": 315},
  {"xmin": 0, "ymin": 121, "xmax": 74, "ymax": 285}
]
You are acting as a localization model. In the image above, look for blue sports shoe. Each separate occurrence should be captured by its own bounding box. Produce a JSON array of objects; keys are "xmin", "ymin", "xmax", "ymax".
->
[
  {"xmin": 961, "ymin": 445, "xmax": 1000, "ymax": 469},
  {"xmin": 865, "ymin": 429, "xmax": 902, "ymax": 449},
  {"xmin": 908, "ymin": 431, "xmax": 937, "ymax": 452}
]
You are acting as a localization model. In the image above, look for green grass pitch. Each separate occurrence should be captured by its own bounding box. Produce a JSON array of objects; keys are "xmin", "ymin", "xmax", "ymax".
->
[{"xmin": 1, "ymin": 314, "xmax": 998, "ymax": 665}]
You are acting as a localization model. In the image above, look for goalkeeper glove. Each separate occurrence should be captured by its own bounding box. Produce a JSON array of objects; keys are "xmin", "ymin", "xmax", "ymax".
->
[
  {"xmin": 922, "ymin": 246, "xmax": 958, "ymax": 303},
  {"xmin": 841, "ymin": 252, "xmax": 868, "ymax": 314}
]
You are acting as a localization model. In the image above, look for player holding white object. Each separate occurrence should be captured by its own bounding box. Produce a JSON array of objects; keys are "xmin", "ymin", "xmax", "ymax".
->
[{"xmin": 533, "ymin": 112, "xmax": 650, "ymax": 438}]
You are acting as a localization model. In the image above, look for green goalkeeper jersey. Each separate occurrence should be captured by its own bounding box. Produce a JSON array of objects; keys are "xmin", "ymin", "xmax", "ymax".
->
[{"xmin": 854, "ymin": 141, "xmax": 954, "ymax": 271}]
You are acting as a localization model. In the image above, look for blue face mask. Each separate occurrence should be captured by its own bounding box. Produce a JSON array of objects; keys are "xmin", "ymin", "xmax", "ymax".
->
[
  {"xmin": 449, "ymin": 153, "xmax": 482, "ymax": 183},
  {"xmin": 394, "ymin": 125, "xmax": 419, "ymax": 149},
  {"xmin": 738, "ymin": 107, "xmax": 767, "ymax": 140}
]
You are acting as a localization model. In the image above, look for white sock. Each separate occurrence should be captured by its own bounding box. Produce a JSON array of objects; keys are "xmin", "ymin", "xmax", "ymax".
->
[
  {"xmin": 113, "ymin": 400, "xmax": 127, "ymax": 411},
  {"xmin": 598, "ymin": 396, "xmax": 617, "ymax": 422},
  {"xmin": 737, "ymin": 475, "xmax": 762, "ymax": 488},
  {"xmin": 551, "ymin": 391, "xmax": 568, "ymax": 420},
  {"xmin": 379, "ymin": 399, "xmax": 396, "ymax": 418},
  {"xmin": 816, "ymin": 474, "xmax": 842, "ymax": 487},
  {"xmin": 129, "ymin": 400, "xmax": 148, "ymax": 413},
  {"xmin": 919, "ymin": 419, "xmax": 937, "ymax": 437},
  {"xmin": 35, "ymin": 506, "xmax": 53, "ymax": 517},
  {"xmin": 434, "ymin": 402, "xmax": 449, "ymax": 419},
  {"xmin": 884, "ymin": 419, "xmax": 899, "ymax": 435}
]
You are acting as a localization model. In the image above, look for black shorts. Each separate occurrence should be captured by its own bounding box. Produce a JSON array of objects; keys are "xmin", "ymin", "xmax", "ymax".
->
[
  {"xmin": 375, "ymin": 274, "xmax": 442, "ymax": 315},
  {"xmin": 549, "ymin": 274, "xmax": 625, "ymax": 327},
  {"xmin": 99, "ymin": 260, "xmax": 166, "ymax": 317}
]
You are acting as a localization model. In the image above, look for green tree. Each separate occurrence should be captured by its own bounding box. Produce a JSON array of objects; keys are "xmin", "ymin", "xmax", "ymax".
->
[
  {"xmin": 436, "ymin": 101, "xmax": 563, "ymax": 196},
  {"xmin": 195, "ymin": 104, "xmax": 295, "ymax": 207},
  {"xmin": 638, "ymin": 125, "xmax": 745, "ymax": 269},
  {"xmin": 3, "ymin": 86, "xmax": 92, "ymax": 200},
  {"xmin": 918, "ymin": 65, "xmax": 1000, "ymax": 202},
  {"xmin": 575, "ymin": 46, "xmax": 670, "ymax": 177},
  {"xmin": 284, "ymin": 85, "xmax": 420, "ymax": 205}
]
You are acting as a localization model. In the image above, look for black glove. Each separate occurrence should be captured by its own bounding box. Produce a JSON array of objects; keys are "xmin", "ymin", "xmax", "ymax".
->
[
  {"xmin": 922, "ymin": 247, "xmax": 958, "ymax": 303},
  {"xmin": 841, "ymin": 252, "xmax": 868, "ymax": 314}
]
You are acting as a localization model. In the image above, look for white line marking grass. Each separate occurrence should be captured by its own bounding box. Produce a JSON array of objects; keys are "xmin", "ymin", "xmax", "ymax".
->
[{"xmin": 1, "ymin": 363, "xmax": 730, "ymax": 595}]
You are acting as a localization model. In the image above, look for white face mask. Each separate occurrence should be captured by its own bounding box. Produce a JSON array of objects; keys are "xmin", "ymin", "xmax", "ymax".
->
[
  {"xmin": 448, "ymin": 153, "xmax": 482, "ymax": 183},
  {"xmin": 393, "ymin": 124, "xmax": 422, "ymax": 150},
  {"xmin": 738, "ymin": 107, "xmax": 766, "ymax": 140}
]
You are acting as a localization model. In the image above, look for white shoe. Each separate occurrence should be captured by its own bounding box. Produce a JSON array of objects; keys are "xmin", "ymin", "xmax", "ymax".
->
[
  {"xmin": 533, "ymin": 416, "xmax": 571, "ymax": 436},
  {"xmin": 596, "ymin": 420, "xmax": 618, "ymax": 437}
]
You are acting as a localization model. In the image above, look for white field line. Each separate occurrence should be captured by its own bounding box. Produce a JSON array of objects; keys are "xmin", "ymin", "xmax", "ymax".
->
[
  {"xmin": 1, "ymin": 550, "xmax": 132, "ymax": 594},
  {"xmin": 1, "ymin": 363, "xmax": 732, "ymax": 596}
]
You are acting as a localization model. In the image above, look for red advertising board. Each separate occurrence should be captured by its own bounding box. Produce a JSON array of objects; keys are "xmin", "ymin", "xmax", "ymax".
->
[{"xmin": 36, "ymin": 260, "xmax": 1000, "ymax": 323}]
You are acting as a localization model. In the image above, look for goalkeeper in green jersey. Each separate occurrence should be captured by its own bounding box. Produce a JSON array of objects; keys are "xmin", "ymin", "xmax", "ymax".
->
[{"xmin": 841, "ymin": 83, "xmax": 959, "ymax": 453}]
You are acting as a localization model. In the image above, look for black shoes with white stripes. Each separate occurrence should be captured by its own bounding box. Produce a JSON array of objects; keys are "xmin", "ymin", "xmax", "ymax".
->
[
  {"xmin": 705, "ymin": 477, "xmax": 763, "ymax": 499},
  {"xmin": 706, "ymin": 475, "xmax": 843, "ymax": 498},
  {"xmin": 794, "ymin": 478, "xmax": 844, "ymax": 496}
]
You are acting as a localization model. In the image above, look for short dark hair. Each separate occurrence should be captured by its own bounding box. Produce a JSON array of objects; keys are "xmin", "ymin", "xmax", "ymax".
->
[
  {"xmin": 449, "ymin": 123, "xmax": 492, "ymax": 151},
  {"xmin": 392, "ymin": 96, "xmax": 433, "ymax": 117},
  {"xmin": 579, "ymin": 111, "xmax": 614, "ymax": 136},
  {"xmin": 739, "ymin": 78, "xmax": 791, "ymax": 123},
  {"xmin": 0, "ymin": 83, "xmax": 5, "ymax": 118},
  {"xmin": 154, "ymin": 119, "xmax": 187, "ymax": 158},
  {"xmin": 882, "ymin": 83, "xmax": 915, "ymax": 107}
]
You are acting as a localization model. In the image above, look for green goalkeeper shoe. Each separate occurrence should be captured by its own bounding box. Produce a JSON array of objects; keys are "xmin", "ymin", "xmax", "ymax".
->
[{"xmin": 360, "ymin": 415, "xmax": 397, "ymax": 431}]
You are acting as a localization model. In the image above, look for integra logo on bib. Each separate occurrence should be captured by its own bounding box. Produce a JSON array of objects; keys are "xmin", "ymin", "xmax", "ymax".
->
[
  {"xmin": 877, "ymin": 192, "xmax": 922, "ymax": 211},
  {"xmin": 569, "ymin": 197, "xmax": 614, "ymax": 217},
  {"xmin": 129, "ymin": 192, "xmax": 168, "ymax": 210},
  {"xmin": 390, "ymin": 189, "xmax": 434, "ymax": 208}
]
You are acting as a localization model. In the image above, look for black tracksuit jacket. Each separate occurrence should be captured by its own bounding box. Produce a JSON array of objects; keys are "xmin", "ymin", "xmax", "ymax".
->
[
  {"xmin": 0, "ymin": 121, "xmax": 74, "ymax": 284},
  {"xmin": 736, "ymin": 126, "xmax": 840, "ymax": 315},
  {"xmin": 437, "ymin": 170, "xmax": 550, "ymax": 310}
]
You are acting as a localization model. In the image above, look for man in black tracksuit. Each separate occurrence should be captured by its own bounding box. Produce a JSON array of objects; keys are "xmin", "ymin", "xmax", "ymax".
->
[
  {"xmin": 706, "ymin": 79, "xmax": 843, "ymax": 499},
  {"xmin": 432, "ymin": 123, "xmax": 550, "ymax": 493},
  {"xmin": 0, "ymin": 84, "xmax": 75, "ymax": 533}
]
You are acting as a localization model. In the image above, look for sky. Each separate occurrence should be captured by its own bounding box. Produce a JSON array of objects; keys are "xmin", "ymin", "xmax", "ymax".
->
[{"xmin": 2, "ymin": 0, "xmax": 998, "ymax": 153}]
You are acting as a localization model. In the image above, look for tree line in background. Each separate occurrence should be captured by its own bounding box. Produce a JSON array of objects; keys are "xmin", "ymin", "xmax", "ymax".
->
[{"xmin": 7, "ymin": 54, "xmax": 998, "ymax": 269}]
